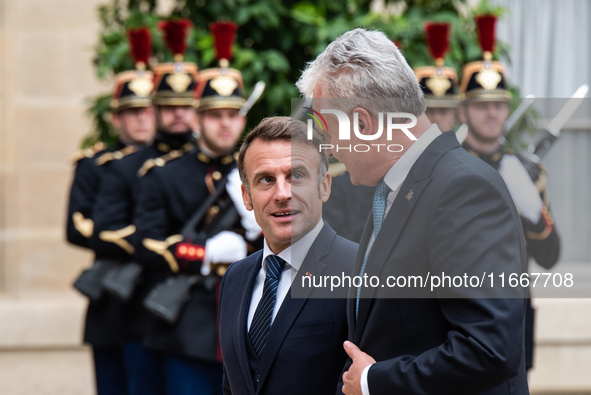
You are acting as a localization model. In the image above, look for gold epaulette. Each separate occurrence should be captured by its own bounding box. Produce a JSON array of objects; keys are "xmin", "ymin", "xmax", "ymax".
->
[
  {"xmin": 95, "ymin": 145, "xmax": 138, "ymax": 166},
  {"xmin": 143, "ymin": 235, "xmax": 184, "ymax": 272},
  {"xmin": 138, "ymin": 149, "xmax": 187, "ymax": 177},
  {"xmin": 99, "ymin": 225, "xmax": 136, "ymax": 255},
  {"xmin": 71, "ymin": 142, "xmax": 106, "ymax": 164},
  {"xmin": 328, "ymin": 162, "xmax": 347, "ymax": 178},
  {"xmin": 72, "ymin": 212, "xmax": 94, "ymax": 238}
]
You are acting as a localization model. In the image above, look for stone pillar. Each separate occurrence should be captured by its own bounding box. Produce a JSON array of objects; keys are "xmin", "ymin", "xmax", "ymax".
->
[{"xmin": 0, "ymin": 1, "xmax": 109, "ymax": 393}]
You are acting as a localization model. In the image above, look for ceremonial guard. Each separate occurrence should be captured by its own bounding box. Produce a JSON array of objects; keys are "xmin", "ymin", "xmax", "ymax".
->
[
  {"xmin": 67, "ymin": 27, "xmax": 156, "ymax": 395},
  {"xmin": 458, "ymin": 14, "xmax": 560, "ymax": 370},
  {"xmin": 134, "ymin": 22, "xmax": 261, "ymax": 394},
  {"xmin": 91, "ymin": 21, "xmax": 198, "ymax": 395},
  {"xmin": 414, "ymin": 22, "xmax": 460, "ymax": 132}
]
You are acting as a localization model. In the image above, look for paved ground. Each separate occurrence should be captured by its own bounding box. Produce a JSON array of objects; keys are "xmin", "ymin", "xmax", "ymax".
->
[
  {"xmin": 0, "ymin": 348, "xmax": 93, "ymax": 395},
  {"xmin": 0, "ymin": 261, "xmax": 588, "ymax": 394}
]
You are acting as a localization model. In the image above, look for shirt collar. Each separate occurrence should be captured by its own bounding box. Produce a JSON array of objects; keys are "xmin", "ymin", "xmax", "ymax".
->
[
  {"xmin": 262, "ymin": 219, "xmax": 324, "ymax": 273},
  {"xmin": 383, "ymin": 123, "xmax": 442, "ymax": 193}
]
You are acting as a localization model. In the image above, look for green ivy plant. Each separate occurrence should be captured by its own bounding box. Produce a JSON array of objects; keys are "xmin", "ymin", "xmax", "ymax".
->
[{"xmin": 85, "ymin": 0, "xmax": 534, "ymax": 150}]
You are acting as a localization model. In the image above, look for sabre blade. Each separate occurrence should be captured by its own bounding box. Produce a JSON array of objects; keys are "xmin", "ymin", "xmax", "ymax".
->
[
  {"xmin": 239, "ymin": 81, "xmax": 266, "ymax": 116},
  {"xmin": 547, "ymin": 84, "xmax": 589, "ymax": 136},
  {"xmin": 504, "ymin": 94, "xmax": 536, "ymax": 134},
  {"xmin": 456, "ymin": 123, "xmax": 468, "ymax": 143}
]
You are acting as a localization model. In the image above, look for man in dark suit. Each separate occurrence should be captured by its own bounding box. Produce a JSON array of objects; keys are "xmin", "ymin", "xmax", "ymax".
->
[
  {"xmin": 219, "ymin": 116, "xmax": 358, "ymax": 395},
  {"xmin": 297, "ymin": 29, "xmax": 529, "ymax": 395}
]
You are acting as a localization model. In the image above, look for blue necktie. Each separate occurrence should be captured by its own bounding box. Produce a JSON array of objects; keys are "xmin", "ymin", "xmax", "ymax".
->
[
  {"xmin": 356, "ymin": 179, "xmax": 390, "ymax": 319},
  {"xmin": 249, "ymin": 255, "xmax": 286, "ymax": 358}
]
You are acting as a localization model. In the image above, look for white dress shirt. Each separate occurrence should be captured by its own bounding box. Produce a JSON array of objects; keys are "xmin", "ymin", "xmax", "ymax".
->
[
  {"xmin": 247, "ymin": 219, "xmax": 324, "ymax": 330},
  {"xmin": 361, "ymin": 124, "xmax": 442, "ymax": 395}
]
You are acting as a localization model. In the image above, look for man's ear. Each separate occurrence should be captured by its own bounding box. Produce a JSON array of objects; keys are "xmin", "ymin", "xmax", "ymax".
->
[
  {"xmin": 189, "ymin": 110, "xmax": 199, "ymax": 132},
  {"xmin": 458, "ymin": 105, "xmax": 467, "ymax": 124},
  {"xmin": 320, "ymin": 172, "xmax": 331, "ymax": 203},
  {"xmin": 111, "ymin": 113, "xmax": 122, "ymax": 129},
  {"xmin": 241, "ymin": 184, "xmax": 253, "ymax": 211},
  {"xmin": 352, "ymin": 107, "xmax": 373, "ymax": 136},
  {"xmin": 239, "ymin": 114, "xmax": 247, "ymax": 130}
]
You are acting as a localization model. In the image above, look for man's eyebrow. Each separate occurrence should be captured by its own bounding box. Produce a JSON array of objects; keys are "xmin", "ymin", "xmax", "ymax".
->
[
  {"xmin": 291, "ymin": 164, "xmax": 311, "ymax": 174},
  {"xmin": 252, "ymin": 171, "xmax": 272, "ymax": 180}
]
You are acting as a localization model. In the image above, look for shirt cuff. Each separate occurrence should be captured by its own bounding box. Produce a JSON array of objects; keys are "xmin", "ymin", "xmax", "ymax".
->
[{"xmin": 361, "ymin": 364, "xmax": 373, "ymax": 395}]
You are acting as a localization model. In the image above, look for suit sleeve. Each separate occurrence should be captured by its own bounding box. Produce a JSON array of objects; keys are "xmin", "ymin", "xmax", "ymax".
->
[
  {"xmin": 91, "ymin": 163, "xmax": 136, "ymax": 259},
  {"xmin": 223, "ymin": 364, "xmax": 232, "ymax": 395},
  {"xmin": 66, "ymin": 157, "xmax": 101, "ymax": 249},
  {"xmin": 219, "ymin": 268, "xmax": 233, "ymax": 395},
  {"xmin": 367, "ymin": 174, "xmax": 527, "ymax": 394}
]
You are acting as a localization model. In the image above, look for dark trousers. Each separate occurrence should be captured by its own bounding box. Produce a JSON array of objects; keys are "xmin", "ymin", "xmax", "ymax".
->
[
  {"xmin": 165, "ymin": 355, "xmax": 223, "ymax": 395},
  {"xmin": 92, "ymin": 345, "xmax": 128, "ymax": 395},
  {"xmin": 123, "ymin": 341, "xmax": 166, "ymax": 395}
]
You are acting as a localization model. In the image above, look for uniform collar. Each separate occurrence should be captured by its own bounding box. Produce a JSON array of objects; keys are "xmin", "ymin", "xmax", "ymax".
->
[
  {"xmin": 154, "ymin": 130, "xmax": 196, "ymax": 152},
  {"xmin": 462, "ymin": 140, "xmax": 505, "ymax": 170},
  {"xmin": 195, "ymin": 145, "xmax": 236, "ymax": 166}
]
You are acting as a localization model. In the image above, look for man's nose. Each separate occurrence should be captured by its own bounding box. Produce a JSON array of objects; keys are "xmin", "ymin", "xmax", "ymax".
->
[
  {"xmin": 274, "ymin": 178, "xmax": 291, "ymax": 201},
  {"xmin": 487, "ymin": 103, "xmax": 500, "ymax": 116},
  {"xmin": 174, "ymin": 107, "xmax": 188, "ymax": 116},
  {"xmin": 220, "ymin": 114, "xmax": 232, "ymax": 127}
]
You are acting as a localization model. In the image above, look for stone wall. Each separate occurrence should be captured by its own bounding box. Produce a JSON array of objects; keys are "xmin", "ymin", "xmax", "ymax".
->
[
  {"xmin": 0, "ymin": 1, "xmax": 106, "ymax": 393},
  {"xmin": 0, "ymin": 0, "xmax": 108, "ymax": 298}
]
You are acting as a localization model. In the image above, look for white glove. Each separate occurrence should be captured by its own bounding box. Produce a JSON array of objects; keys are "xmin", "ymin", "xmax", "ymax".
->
[
  {"xmin": 203, "ymin": 231, "xmax": 247, "ymax": 275},
  {"xmin": 226, "ymin": 168, "xmax": 262, "ymax": 241},
  {"xmin": 498, "ymin": 154, "xmax": 543, "ymax": 224}
]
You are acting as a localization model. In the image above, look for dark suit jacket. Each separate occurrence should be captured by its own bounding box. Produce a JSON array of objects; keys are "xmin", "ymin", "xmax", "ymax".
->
[
  {"xmin": 345, "ymin": 131, "xmax": 530, "ymax": 395},
  {"xmin": 219, "ymin": 222, "xmax": 357, "ymax": 395},
  {"xmin": 324, "ymin": 171, "xmax": 376, "ymax": 244}
]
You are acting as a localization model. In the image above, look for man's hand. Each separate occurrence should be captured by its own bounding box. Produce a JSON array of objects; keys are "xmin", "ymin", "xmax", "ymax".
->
[{"xmin": 342, "ymin": 341, "xmax": 376, "ymax": 395}]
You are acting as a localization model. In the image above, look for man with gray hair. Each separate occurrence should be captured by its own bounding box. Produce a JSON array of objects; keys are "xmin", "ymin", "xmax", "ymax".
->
[{"xmin": 298, "ymin": 28, "xmax": 529, "ymax": 395}]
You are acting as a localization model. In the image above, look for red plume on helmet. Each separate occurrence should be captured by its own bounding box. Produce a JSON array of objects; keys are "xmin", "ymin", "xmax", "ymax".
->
[
  {"xmin": 127, "ymin": 27, "xmax": 152, "ymax": 69},
  {"xmin": 210, "ymin": 21, "xmax": 238, "ymax": 62},
  {"xmin": 424, "ymin": 22, "xmax": 450, "ymax": 63},
  {"xmin": 475, "ymin": 14, "xmax": 497, "ymax": 57},
  {"xmin": 159, "ymin": 19, "xmax": 193, "ymax": 60}
]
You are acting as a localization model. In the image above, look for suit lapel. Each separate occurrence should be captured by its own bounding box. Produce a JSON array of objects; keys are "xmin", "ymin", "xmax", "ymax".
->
[
  {"xmin": 354, "ymin": 176, "xmax": 432, "ymax": 338},
  {"xmin": 256, "ymin": 223, "xmax": 335, "ymax": 392},
  {"xmin": 354, "ymin": 131, "xmax": 460, "ymax": 340},
  {"xmin": 348, "ymin": 211, "xmax": 372, "ymax": 337},
  {"xmin": 234, "ymin": 251, "xmax": 262, "ymax": 394}
]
